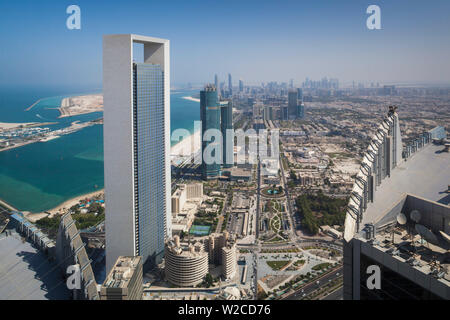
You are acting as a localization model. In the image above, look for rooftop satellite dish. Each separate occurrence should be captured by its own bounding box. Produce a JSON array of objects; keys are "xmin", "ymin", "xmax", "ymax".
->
[
  {"xmin": 397, "ymin": 213, "xmax": 407, "ymax": 225},
  {"xmin": 439, "ymin": 230, "xmax": 450, "ymax": 245},
  {"xmin": 415, "ymin": 224, "xmax": 439, "ymax": 245},
  {"xmin": 410, "ymin": 210, "xmax": 421, "ymax": 223}
]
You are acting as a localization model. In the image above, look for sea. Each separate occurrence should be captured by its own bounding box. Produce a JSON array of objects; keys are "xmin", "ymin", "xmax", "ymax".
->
[{"xmin": 0, "ymin": 85, "xmax": 200, "ymax": 212}]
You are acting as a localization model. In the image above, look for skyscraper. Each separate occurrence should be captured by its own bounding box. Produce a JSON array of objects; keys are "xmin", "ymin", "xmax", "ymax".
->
[
  {"xmin": 103, "ymin": 34, "xmax": 171, "ymax": 273},
  {"xmin": 288, "ymin": 89, "xmax": 298, "ymax": 118},
  {"xmin": 221, "ymin": 100, "xmax": 233, "ymax": 168},
  {"xmin": 297, "ymin": 88, "xmax": 303, "ymax": 103},
  {"xmin": 297, "ymin": 104, "xmax": 304, "ymax": 119},
  {"xmin": 200, "ymin": 85, "xmax": 221, "ymax": 179},
  {"xmin": 214, "ymin": 74, "xmax": 218, "ymax": 93},
  {"xmin": 343, "ymin": 111, "xmax": 449, "ymax": 300},
  {"xmin": 239, "ymin": 79, "xmax": 244, "ymax": 92},
  {"xmin": 228, "ymin": 73, "xmax": 232, "ymax": 95}
]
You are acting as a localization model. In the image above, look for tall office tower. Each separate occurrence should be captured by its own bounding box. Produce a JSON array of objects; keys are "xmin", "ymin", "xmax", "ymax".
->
[
  {"xmin": 289, "ymin": 79, "xmax": 294, "ymax": 89},
  {"xmin": 220, "ymin": 100, "xmax": 233, "ymax": 168},
  {"xmin": 288, "ymin": 89, "xmax": 298, "ymax": 118},
  {"xmin": 103, "ymin": 34, "xmax": 172, "ymax": 273},
  {"xmin": 297, "ymin": 88, "xmax": 303, "ymax": 103},
  {"xmin": 214, "ymin": 74, "xmax": 219, "ymax": 93},
  {"xmin": 200, "ymin": 85, "xmax": 221, "ymax": 179},
  {"xmin": 228, "ymin": 73, "xmax": 232, "ymax": 95},
  {"xmin": 239, "ymin": 79, "xmax": 244, "ymax": 92}
]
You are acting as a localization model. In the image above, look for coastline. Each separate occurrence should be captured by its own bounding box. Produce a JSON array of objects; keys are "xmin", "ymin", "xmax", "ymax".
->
[
  {"xmin": 58, "ymin": 94, "xmax": 103, "ymax": 118},
  {"xmin": 0, "ymin": 198, "xmax": 18, "ymax": 212},
  {"xmin": 171, "ymin": 129, "xmax": 201, "ymax": 156},
  {"xmin": 182, "ymin": 96, "xmax": 200, "ymax": 103},
  {"xmin": 10, "ymin": 131, "xmax": 201, "ymax": 218},
  {"xmin": 1, "ymin": 92, "xmax": 200, "ymax": 219}
]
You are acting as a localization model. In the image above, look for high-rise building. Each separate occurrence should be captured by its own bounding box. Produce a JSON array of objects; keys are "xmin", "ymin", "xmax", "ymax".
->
[
  {"xmin": 221, "ymin": 100, "xmax": 233, "ymax": 168},
  {"xmin": 288, "ymin": 89, "xmax": 298, "ymax": 118},
  {"xmin": 100, "ymin": 256, "xmax": 143, "ymax": 300},
  {"xmin": 239, "ymin": 79, "xmax": 244, "ymax": 92},
  {"xmin": 103, "ymin": 34, "xmax": 172, "ymax": 273},
  {"xmin": 297, "ymin": 104, "xmax": 304, "ymax": 119},
  {"xmin": 228, "ymin": 73, "xmax": 232, "ymax": 95},
  {"xmin": 297, "ymin": 88, "xmax": 303, "ymax": 103},
  {"xmin": 343, "ymin": 110, "xmax": 450, "ymax": 300},
  {"xmin": 200, "ymin": 85, "xmax": 221, "ymax": 179},
  {"xmin": 281, "ymin": 106, "xmax": 289, "ymax": 120},
  {"xmin": 214, "ymin": 74, "xmax": 219, "ymax": 93}
]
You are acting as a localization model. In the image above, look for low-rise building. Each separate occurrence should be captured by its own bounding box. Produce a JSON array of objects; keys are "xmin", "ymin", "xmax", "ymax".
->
[{"xmin": 100, "ymin": 256, "xmax": 143, "ymax": 300}]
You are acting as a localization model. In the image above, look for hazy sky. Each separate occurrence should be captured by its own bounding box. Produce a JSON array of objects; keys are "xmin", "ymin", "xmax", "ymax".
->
[{"xmin": 1, "ymin": 0, "xmax": 450, "ymax": 88}]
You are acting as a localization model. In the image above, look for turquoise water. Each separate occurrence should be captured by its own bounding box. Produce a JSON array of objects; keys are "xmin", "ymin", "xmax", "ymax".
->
[{"xmin": 0, "ymin": 86, "xmax": 200, "ymax": 212}]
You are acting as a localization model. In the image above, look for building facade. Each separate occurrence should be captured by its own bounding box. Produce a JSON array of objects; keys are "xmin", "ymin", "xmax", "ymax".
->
[
  {"xmin": 200, "ymin": 85, "xmax": 222, "ymax": 179},
  {"xmin": 103, "ymin": 34, "xmax": 172, "ymax": 273},
  {"xmin": 288, "ymin": 89, "xmax": 298, "ymax": 118},
  {"xmin": 165, "ymin": 236, "xmax": 209, "ymax": 287}
]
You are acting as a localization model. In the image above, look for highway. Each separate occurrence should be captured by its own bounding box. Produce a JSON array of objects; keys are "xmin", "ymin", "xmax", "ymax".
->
[
  {"xmin": 278, "ymin": 153, "xmax": 296, "ymax": 240},
  {"xmin": 322, "ymin": 286, "xmax": 343, "ymax": 300},
  {"xmin": 283, "ymin": 266, "xmax": 343, "ymax": 300}
]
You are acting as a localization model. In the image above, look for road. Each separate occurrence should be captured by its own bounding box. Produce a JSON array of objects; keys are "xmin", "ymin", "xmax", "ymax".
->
[
  {"xmin": 322, "ymin": 286, "xmax": 343, "ymax": 300},
  {"xmin": 283, "ymin": 266, "xmax": 343, "ymax": 300},
  {"xmin": 278, "ymin": 153, "xmax": 296, "ymax": 239},
  {"xmin": 255, "ymin": 159, "xmax": 261, "ymax": 239}
]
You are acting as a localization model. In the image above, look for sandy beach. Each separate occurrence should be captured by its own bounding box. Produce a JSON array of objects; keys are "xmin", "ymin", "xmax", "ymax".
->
[
  {"xmin": 59, "ymin": 94, "xmax": 103, "ymax": 118},
  {"xmin": 22, "ymin": 190, "xmax": 105, "ymax": 222},
  {"xmin": 171, "ymin": 130, "xmax": 201, "ymax": 157},
  {"xmin": 182, "ymin": 96, "xmax": 200, "ymax": 103},
  {"xmin": 28, "ymin": 132, "xmax": 201, "ymax": 218}
]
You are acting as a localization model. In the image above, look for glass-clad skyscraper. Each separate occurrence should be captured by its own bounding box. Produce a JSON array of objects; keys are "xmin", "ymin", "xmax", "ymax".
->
[
  {"xmin": 104, "ymin": 34, "xmax": 171, "ymax": 274},
  {"xmin": 288, "ymin": 89, "xmax": 298, "ymax": 118},
  {"xmin": 132, "ymin": 63, "xmax": 166, "ymax": 263},
  {"xmin": 221, "ymin": 100, "xmax": 233, "ymax": 168},
  {"xmin": 200, "ymin": 85, "xmax": 221, "ymax": 179}
]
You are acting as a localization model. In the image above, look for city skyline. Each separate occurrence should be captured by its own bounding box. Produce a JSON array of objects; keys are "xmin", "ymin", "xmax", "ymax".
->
[{"xmin": 1, "ymin": 0, "xmax": 450, "ymax": 88}]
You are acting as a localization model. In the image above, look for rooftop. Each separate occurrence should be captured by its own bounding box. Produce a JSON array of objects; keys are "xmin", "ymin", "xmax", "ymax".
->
[
  {"xmin": 0, "ymin": 232, "xmax": 69, "ymax": 300},
  {"xmin": 103, "ymin": 256, "xmax": 142, "ymax": 289},
  {"xmin": 362, "ymin": 143, "xmax": 449, "ymax": 227}
]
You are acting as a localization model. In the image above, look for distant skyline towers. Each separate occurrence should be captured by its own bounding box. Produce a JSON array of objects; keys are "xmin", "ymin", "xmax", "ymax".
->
[
  {"xmin": 288, "ymin": 89, "xmax": 298, "ymax": 118},
  {"xmin": 214, "ymin": 74, "xmax": 218, "ymax": 93},
  {"xmin": 228, "ymin": 73, "xmax": 232, "ymax": 95},
  {"xmin": 103, "ymin": 34, "xmax": 171, "ymax": 273},
  {"xmin": 239, "ymin": 79, "xmax": 244, "ymax": 92},
  {"xmin": 200, "ymin": 84, "xmax": 221, "ymax": 179}
]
